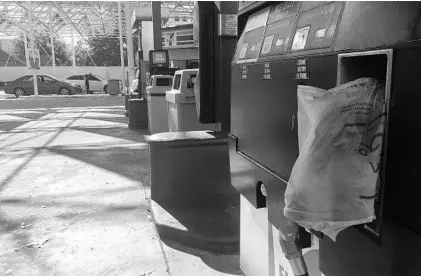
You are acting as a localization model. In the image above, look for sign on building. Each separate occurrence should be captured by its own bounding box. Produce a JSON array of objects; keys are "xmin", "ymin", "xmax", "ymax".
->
[{"xmin": 162, "ymin": 29, "xmax": 196, "ymax": 48}]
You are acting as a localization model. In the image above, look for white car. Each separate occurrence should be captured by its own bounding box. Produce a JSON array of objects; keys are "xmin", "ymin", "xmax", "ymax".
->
[{"xmin": 66, "ymin": 74, "xmax": 108, "ymax": 93}]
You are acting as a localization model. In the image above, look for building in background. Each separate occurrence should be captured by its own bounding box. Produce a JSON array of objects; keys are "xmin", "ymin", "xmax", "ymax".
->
[{"xmin": 162, "ymin": 23, "xmax": 198, "ymax": 69}]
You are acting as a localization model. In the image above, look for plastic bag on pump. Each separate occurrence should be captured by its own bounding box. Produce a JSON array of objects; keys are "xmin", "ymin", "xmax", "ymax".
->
[{"xmin": 284, "ymin": 78, "xmax": 386, "ymax": 241}]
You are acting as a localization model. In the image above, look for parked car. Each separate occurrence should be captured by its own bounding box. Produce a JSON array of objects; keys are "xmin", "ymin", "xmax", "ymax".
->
[
  {"xmin": 66, "ymin": 74, "xmax": 108, "ymax": 93},
  {"xmin": 4, "ymin": 74, "xmax": 82, "ymax": 97}
]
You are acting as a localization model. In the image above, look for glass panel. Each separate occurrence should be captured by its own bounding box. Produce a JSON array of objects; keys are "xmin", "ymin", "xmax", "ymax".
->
[
  {"xmin": 43, "ymin": 76, "xmax": 54, "ymax": 82},
  {"xmin": 173, "ymin": 74, "xmax": 181, "ymax": 90},
  {"xmin": 156, "ymin": 78, "xmax": 172, "ymax": 87},
  {"xmin": 87, "ymin": 75, "xmax": 99, "ymax": 81},
  {"xmin": 177, "ymin": 35, "xmax": 194, "ymax": 41},
  {"xmin": 176, "ymin": 30, "xmax": 193, "ymax": 35},
  {"xmin": 177, "ymin": 41, "xmax": 196, "ymax": 46},
  {"xmin": 187, "ymin": 74, "xmax": 197, "ymax": 89}
]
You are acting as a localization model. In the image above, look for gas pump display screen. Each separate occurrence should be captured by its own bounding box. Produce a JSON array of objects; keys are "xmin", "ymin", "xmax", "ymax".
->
[
  {"xmin": 152, "ymin": 52, "xmax": 167, "ymax": 64},
  {"xmin": 149, "ymin": 50, "xmax": 170, "ymax": 69},
  {"xmin": 290, "ymin": 2, "xmax": 343, "ymax": 52}
]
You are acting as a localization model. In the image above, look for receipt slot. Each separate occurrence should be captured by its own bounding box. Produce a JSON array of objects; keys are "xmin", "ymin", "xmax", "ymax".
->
[
  {"xmin": 146, "ymin": 75, "xmax": 173, "ymax": 134},
  {"xmin": 166, "ymin": 69, "xmax": 215, "ymax": 132}
]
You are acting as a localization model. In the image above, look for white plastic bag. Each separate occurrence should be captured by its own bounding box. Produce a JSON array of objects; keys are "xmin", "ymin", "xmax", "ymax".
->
[{"xmin": 284, "ymin": 78, "xmax": 386, "ymax": 241}]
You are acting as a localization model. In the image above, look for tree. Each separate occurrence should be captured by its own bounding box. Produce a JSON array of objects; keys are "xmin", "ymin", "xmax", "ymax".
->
[
  {"xmin": 14, "ymin": 32, "xmax": 72, "ymax": 66},
  {"xmin": 75, "ymin": 38, "xmax": 92, "ymax": 66},
  {"xmin": 88, "ymin": 37, "xmax": 124, "ymax": 66},
  {"xmin": 75, "ymin": 35, "xmax": 138, "ymax": 67}
]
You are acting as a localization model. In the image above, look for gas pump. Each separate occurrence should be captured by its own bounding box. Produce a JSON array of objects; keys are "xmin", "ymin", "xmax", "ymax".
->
[{"xmin": 195, "ymin": 1, "xmax": 421, "ymax": 276}]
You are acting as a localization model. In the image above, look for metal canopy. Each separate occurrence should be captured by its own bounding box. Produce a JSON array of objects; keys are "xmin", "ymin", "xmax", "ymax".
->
[{"xmin": 0, "ymin": 1, "xmax": 195, "ymax": 39}]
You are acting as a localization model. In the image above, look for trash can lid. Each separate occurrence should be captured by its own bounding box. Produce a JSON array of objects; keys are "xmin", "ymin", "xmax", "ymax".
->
[
  {"xmin": 148, "ymin": 131, "xmax": 227, "ymax": 147},
  {"xmin": 128, "ymin": 98, "xmax": 146, "ymax": 103}
]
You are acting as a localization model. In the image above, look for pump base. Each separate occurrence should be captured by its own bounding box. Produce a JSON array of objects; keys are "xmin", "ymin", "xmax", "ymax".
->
[
  {"xmin": 150, "ymin": 195, "xmax": 240, "ymax": 254},
  {"xmin": 239, "ymin": 195, "xmax": 321, "ymax": 276}
]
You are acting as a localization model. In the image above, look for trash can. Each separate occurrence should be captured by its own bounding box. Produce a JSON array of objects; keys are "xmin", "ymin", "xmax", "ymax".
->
[
  {"xmin": 124, "ymin": 93, "xmax": 138, "ymax": 117},
  {"xmin": 107, "ymin": 79, "xmax": 121, "ymax": 95},
  {"xmin": 148, "ymin": 131, "xmax": 239, "ymax": 253},
  {"xmin": 166, "ymin": 69, "xmax": 214, "ymax": 132},
  {"xmin": 147, "ymin": 75, "xmax": 173, "ymax": 134},
  {"xmin": 128, "ymin": 98, "xmax": 148, "ymax": 129}
]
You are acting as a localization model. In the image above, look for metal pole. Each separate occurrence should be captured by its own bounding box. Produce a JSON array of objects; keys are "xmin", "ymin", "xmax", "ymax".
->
[
  {"xmin": 125, "ymin": 2, "xmax": 134, "ymax": 86},
  {"xmin": 50, "ymin": 5, "xmax": 56, "ymax": 75},
  {"xmin": 137, "ymin": 22, "xmax": 143, "ymax": 99},
  {"xmin": 118, "ymin": 1, "xmax": 125, "ymax": 94},
  {"xmin": 23, "ymin": 33, "xmax": 30, "ymax": 74},
  {"xmin": 27, "ymin": 1, "xmax": 38, "ymax": 96},
  {"xmin": 152, "ymin": 1, "xmax": 162, "ymax": 50},
  {"xmin": 71, "ymin": 28, "xmax": 76, "ymax": 74}
]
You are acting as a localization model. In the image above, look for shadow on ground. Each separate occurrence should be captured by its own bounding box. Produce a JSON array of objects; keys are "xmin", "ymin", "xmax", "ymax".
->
[
  {"xmin": 154, "ymin": 195, "xmax": 243, "ymax": 275},
  {"xmin": 0, "ymin": 97, "xmax": 244, "ymax": 275},
  {"xmin": 47, "ymin": 144, "xmax": 149, "ymax": 182}
]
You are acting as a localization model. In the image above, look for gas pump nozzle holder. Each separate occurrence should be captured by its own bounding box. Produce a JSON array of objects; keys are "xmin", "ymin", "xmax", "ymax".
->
[{"xmin": 279, "ymin": 218, "xmax": 309, "ymax": 276}]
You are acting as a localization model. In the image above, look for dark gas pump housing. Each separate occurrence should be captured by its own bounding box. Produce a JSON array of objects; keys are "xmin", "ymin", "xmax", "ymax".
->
[
  {"xmin": 196, "ymin": 1, "xmax": 421, "ymax": 275},
  {"xmin": 229, "ymin": 2, "xmax": 421, "ymax": 276},
  {"xmin": 194, "ymin": 1, "xmax": 238, "ymax": 132}
]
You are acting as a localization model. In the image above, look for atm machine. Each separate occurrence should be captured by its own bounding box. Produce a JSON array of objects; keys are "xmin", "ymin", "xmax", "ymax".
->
[{"xmin": 195, "ymin": 1, "xmax": 421, "ymax": 276}]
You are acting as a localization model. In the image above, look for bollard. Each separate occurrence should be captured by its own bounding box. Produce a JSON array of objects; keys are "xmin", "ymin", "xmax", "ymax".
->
[
  {"xmin": 128, "ymin": 98, "xmax": 148, "ymax": 129},
  {"xmin": 124, "ymin": 94, "xmax": 130, "ymax": 117},
  {"xmin": 148, "ymin": 131, "xmax": 240, "ymax": 254}
]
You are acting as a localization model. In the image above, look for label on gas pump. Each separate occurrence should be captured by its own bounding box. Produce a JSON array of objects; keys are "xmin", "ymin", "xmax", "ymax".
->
[
  {"xmin": 218, "ymin": 14, "xmax": 238, "ymax": 36},
  {"xmin": 260, "ymin": 16, "xmax": 297, "ymax": 57},
  {"xmin": 291, "ymin": 26, "xmax": 310, "ymax": 51},
  {"xmin": 261, "ymin": 35, "xmax": 275, "ymax": 55},
  {"xmin": 262, "ymin": 62, "xmax": 272, "ymax": 80},
  {"xmin": 295, "ymin": 59, "xmax": 309, "ymax": 79},
  {"xmin": 290, "ymin": 2, "xmax": 343, "ymax": 52},
  {"xmin": 241, "ymin": 65, "xmax": 248, "ymax": 80}
]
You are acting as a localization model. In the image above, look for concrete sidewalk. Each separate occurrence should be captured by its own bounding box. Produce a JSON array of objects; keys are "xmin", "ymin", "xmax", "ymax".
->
[{"xmin": 0, "ymin": 96, "xmax": 242, "ymax": 276}]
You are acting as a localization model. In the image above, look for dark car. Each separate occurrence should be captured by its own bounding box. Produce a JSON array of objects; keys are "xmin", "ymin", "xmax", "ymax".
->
[{"xmin": 4, "ymin": 74, "xmax": 82, "ymax": 97}]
